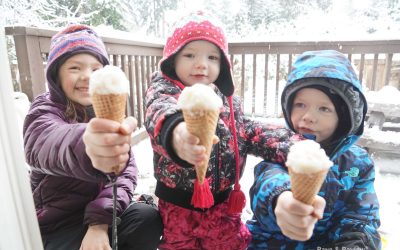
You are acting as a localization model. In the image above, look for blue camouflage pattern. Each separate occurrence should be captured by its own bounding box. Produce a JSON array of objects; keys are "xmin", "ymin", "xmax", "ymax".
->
[
  {"xmin": 287, "ymin": 50, "xmax": 362, "ymax": 90},
  {"xmin": 246, "ymin": 50, "xmax": 381, "ymax": 249}
]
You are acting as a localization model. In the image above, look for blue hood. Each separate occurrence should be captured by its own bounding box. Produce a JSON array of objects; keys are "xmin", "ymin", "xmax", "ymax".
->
[{"xmin": 281, "ymin": 50, "xmax": 368, "ymax": 158}]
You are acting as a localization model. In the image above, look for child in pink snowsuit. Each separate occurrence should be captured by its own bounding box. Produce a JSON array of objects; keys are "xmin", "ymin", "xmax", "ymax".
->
[{"xmin": 144, "ymin": 11, "xmax": 302, "ymax": 250}]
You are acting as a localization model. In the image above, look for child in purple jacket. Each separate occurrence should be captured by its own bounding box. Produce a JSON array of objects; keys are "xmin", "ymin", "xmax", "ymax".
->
[{"xmin": 23, "ymin": 24, "xmax": 162, "ymax": 250}]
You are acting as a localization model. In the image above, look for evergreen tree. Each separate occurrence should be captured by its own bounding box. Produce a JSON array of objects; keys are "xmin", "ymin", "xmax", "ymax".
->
[
  {"xmin": 86, "ymin": 0, "xmax": 127, "ymax": 31},
  {"xmin": 120, "ymin": 0, "xmax": 178, "ymax": 37},
  {"xmin": 35, "ymin": 0, "xmax": 126, "ymax": 30}
]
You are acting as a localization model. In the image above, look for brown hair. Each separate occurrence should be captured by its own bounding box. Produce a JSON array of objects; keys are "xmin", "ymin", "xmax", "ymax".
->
[
  {"xmin": 55, "ymin": 75, "xmax": 92, "ymax": 123},
  {"xmin": 64, "ymin": 98, "xmax": 91, "ymax": 123}
]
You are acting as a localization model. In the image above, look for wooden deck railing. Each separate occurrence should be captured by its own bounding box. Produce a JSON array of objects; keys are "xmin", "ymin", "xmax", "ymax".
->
[
  {"xmin": 6, "ymin": 26, "xmax": 400, "ymax": 126},
  {"xmin": 229, "ymin": 41, "xmax": 400, "ymax": 117}
]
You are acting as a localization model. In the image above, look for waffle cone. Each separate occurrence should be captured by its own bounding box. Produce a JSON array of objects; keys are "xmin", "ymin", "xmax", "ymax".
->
[
  {"xmin": 288, "ymin": 167, "xmax": 328, "ymax": 205},
  {"xmin": 182, "ymin": 108, "xmax": 219, "ymax": 184},
  {"xmin": 91, "ymin": 93, "xmax": 127, "ymax": 123},
  {"xmin": 91, "ymin": 93, "xmax": 127, "ymax": 173}
]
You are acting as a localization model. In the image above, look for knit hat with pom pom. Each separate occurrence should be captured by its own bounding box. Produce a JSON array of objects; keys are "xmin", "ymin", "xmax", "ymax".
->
[
  {"xmin": 46, "ymin": 24, "xmax": 109, "ymax": 104},
  {"xmin": 160, "ymin": 11, "xmax": 234, "ymax": 96}
]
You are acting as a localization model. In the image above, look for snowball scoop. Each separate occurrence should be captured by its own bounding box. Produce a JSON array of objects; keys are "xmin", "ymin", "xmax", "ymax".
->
[
  {"xmin": 286, "ymin": 140, "xmax": 333, "ymax": 204},
  {"xmin": 89, "ymin": 65, "xmax": 129, "ymax": 95},
  {"xmin": 178, "ymin": 84, "xmax": 223, "ymax": 112},
  {"xmin": 178, "ymin": 84, "xmax": 222, "ymax": 209}
]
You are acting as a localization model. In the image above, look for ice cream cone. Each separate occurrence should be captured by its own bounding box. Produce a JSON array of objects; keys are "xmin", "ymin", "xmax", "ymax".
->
[
  {"xmin": 286, "ymin": 140, "xmax": 333, "ymax": 205},
  {"xmin": 288, "ymin": 166, "xmax": 328, "ymax": 205},
  {"xmin": 91, "ymin": 93, "xmax": 127, "ymax": 123},
  {"xmin": 182, "ymin": 109, "xmax": 219, "ymax": 184},
  {"xmin": 178, "ymin": 84, "xmax": 222, "ymax": 209}
]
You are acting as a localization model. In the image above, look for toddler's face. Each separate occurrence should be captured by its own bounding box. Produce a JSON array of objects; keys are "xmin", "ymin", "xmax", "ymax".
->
[
  {"xmin": 290, "ymin": 88, "xmax": 339, "ymax": 143},
  {"xmin": 174, "ymin": 40, "xmax": 221, "ymax": 87},
  {"xmin": 58, "ymin": 53, "xmax": 103, "ymax": 106}
]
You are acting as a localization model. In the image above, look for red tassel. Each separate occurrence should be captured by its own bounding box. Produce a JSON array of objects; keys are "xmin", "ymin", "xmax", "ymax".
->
[
  {"xmin": 227, "ymin": 185, "xmax": 246, "ymax": 214},
  {"xmin": 191, "ymin": 178, "xmax": 214, "ymax": 209},
  {"xmin": 227, "ymin": 97, "xmax": 246, "ymax": 214}
]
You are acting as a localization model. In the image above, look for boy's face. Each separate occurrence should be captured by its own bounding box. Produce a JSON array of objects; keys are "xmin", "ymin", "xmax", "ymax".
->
[
  {"xmin": 174, "ymin": 40, "xmax": 221, "ymax": 87},
  {"xmin": 58, "ymin": 53, "xmax": 103, "ymax": 106},
  {"xmin": 291, "ymin": 88, "xmax": 339, "ymax": 143}
]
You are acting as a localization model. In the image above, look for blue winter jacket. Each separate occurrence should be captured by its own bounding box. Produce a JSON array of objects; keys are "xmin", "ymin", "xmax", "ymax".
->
[{"xmin": 246, "ymin": 50, "xmax": 381, "ymax": 249}]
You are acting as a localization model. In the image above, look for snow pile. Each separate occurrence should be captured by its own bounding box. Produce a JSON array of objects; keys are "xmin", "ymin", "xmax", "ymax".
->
[
  {"xmin": 365, "ymin": 86, "xmax": 400, "ymax": 105},
  {"xmin": 363, "ymin": 127, "xmax": 400, "ymax": 145},
  {"xmin": 362, "ymin": 86, "xmax": 400, "ymax": 145}
]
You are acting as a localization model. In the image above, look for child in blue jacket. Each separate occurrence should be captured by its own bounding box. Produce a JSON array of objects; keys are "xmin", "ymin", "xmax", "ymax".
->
[{"xmin": 246, "ymin": 50, "xmax": 381, "ymax": 249}]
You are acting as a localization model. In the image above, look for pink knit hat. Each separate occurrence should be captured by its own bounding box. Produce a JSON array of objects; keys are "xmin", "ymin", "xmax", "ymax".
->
[{"xmin": 160, "ymin": 11, "xmax": 234, "ymax": 96}]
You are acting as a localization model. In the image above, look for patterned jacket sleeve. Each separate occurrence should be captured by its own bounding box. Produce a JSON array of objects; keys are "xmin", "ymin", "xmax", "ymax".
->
[
  {"xmin": 144, "ymin": 74, "xmax": 183, "ymax": 160},
  {"xmin": 248, "ymin": 147, "xmax": 381, "ymax": 249},
  {"xmin": 325, "ymin": 150, "xmax": 381, "ymax": 249},
  {"xmin": 240, "ymin": 106, "xmax": 303, "ymax": 164},
  {"xmin": 248, "ymin": 161, "xmax": 290, "ymax": 235}
]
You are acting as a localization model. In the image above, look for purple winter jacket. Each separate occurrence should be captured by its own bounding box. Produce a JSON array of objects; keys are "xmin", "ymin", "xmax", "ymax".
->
[{"xmin": 23, "ymin": 92, "xmax": 138, "ymax": 234}]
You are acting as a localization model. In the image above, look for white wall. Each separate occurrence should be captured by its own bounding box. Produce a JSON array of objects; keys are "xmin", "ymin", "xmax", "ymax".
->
[{"xmin": 0, "ymin": 28, "xmax": 43, "ymax": 250}]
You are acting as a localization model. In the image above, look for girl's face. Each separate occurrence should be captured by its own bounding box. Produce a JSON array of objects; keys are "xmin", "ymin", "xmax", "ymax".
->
[
  {"xmin": 174, "ymin": 40, "xmax": 221, "ymax": 87},
  {"xmin": 58, "ymin": 53, "xmax": 103, "ymax": 106},
  {"xmin": 291, "ymin": 88, "xmax": 339, "ymax": 143}
]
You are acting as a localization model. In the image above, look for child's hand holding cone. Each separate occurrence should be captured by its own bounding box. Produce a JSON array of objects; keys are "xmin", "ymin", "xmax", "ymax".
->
[
  {"xmin": 172, "ymin": 122, "xmax": 219, "ymax": 167},
  {"xmin": 89, "ymin": 65, "xmax": 130, "ymax": 175},
  {"xmin": 274, "ymin": 140, "xmax": 331, "ymax": 240}
]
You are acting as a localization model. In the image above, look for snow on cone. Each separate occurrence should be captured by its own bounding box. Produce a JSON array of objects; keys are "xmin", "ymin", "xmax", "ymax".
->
[
  {"xmin": 286, "ymin": 140, "xmax": 333, "ymax": 205},
  {"xmin": 89, "ymin": 65, "xmax": 130, "ymax": 174},
  {"xmin": 178, "ymin": 84, "xmax": 222, "ymax": 209}
]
